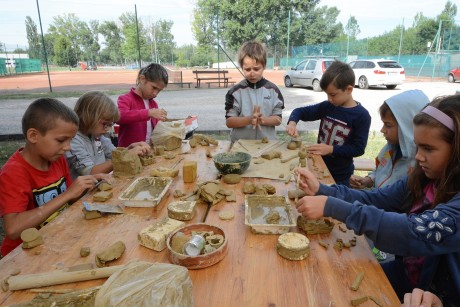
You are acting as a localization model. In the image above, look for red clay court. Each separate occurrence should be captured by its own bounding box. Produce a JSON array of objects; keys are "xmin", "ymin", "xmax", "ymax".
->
[{"xmin": 0, "ymin": 69, "xmax": 286, "ymax": 94}]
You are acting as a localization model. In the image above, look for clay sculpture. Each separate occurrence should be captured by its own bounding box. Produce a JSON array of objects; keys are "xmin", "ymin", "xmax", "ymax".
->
[
  {"xmin": 297, "ymin": 217, "xmax": 334, "ymax": 235},
  {"xmin": 112, "ymin": 147, "xmax": 142, "ymax": 177},
  {"xmin": 21, "ymin": 228, "xmax": 43, "ymax": 249},
  {"xmin": 138, "ymin": 217, "xmax": 185, "ymax": 251},
  {"xmin": 276, "ymin": 232, "xmax": 310, "ymax": 261},
  {"xmin": 95, "ymin": 241, "xmax": 126, "ymax": 267},
  {"xmin": 139, "ymin": 154, "xmax": 155, "ymax": 166}
]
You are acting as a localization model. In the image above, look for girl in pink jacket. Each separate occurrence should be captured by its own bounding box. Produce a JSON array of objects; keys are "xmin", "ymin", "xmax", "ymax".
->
[{"xmin": 117, "ymin": 63, "xmax": 168, "ymax": 147}]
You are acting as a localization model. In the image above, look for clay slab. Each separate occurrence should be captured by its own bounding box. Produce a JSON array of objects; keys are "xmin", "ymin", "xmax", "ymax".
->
[
  {"xmin": 245, "ymin": 195, "xmax": 296, "ymax": 234},
  {"xmin": 119, "ymin": 177, "xmax": 173, "ymax": 207}
]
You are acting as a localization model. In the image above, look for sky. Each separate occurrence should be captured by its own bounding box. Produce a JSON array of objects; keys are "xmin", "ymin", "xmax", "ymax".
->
[{"xmin": 0, "ymin": 0, "xmax": 457, "ymax": 51}]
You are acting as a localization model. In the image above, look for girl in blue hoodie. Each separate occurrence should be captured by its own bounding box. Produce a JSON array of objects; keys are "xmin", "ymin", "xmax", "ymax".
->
[
  {"xmin": 296, "ymin": 94, "xmax": 460, "ymax": 306},
  {"xmin": 350, "ymin": 89, "xmax": 429, "ymax": 189}
]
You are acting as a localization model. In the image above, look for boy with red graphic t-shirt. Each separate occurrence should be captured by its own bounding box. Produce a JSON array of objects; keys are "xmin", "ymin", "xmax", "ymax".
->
[{"xmin": 0, "ymin": 98, "xmax": 110, "ymax": 257}]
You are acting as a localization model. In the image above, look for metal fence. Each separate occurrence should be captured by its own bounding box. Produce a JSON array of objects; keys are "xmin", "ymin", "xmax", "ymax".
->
[{"xmin": 0, "ymin": 58, "xmax": 42, "ymax": 75}]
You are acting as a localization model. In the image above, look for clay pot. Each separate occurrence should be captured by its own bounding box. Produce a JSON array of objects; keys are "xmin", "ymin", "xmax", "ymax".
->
[
  {"xmin": 166, "ymin": 223, "xmax": 228, "ymax": 269},
  {"xmin": 212, "ymin": 151, "xmax": 252, "ymax": 175}
]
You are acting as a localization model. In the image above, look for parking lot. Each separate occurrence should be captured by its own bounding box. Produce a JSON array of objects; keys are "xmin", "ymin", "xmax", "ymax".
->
[{"xmin": 0, "ymin": 78, "xmax": 458, "ymax": 137}]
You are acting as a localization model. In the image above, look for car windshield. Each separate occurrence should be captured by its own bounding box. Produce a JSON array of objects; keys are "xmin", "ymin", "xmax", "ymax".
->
[{"xmin": 378, "ymin": 61, "xmax": 402, "ymax": 68}]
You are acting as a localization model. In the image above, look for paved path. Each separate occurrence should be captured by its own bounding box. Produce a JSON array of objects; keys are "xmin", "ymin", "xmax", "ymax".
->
[{"xmin": 0, "ymin": 81, "xmax": 457, "ymax": 137}]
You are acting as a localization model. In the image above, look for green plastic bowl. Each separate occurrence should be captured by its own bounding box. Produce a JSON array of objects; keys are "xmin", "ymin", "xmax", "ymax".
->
[{"xmin": 213, "ymin": 152, "xmax": 252, "ymax": 175}]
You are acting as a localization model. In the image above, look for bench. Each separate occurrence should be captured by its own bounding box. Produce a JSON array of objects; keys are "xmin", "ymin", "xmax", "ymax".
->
[
  {"xmin": 205, "ymin": 81, "xmax": 236, "ymax": 88},
  {"xmin": 193, "ymin": 70, "xmax": 231, "ymax": 88}
]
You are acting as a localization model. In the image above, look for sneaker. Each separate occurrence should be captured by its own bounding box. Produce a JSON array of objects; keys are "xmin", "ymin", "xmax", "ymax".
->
[{"xmin": 372, "ymin": 247, "xmax": 387, "ymax": 262}]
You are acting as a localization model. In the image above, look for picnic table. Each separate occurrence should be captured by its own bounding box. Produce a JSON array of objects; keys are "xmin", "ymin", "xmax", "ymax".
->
[
  {"xmin": 193, "ymin": 69, "xmax": 234, "ymax": 88},
  {"xmin": 0, "ymin": 140, "xmax": 400, "ymax": 306}
]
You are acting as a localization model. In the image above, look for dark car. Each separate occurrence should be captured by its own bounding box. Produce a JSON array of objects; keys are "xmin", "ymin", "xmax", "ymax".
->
[{"xmin": 448, "ymin": 67, "xmax": 460, "ymax": 83}]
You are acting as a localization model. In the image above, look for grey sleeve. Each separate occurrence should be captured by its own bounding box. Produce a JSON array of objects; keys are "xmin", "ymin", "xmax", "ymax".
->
[
  {"xmin": 66, "ymin": 136, "xmax": 96, "ymax": 176},
  {"xmin": 101, "ymin": 136, "xmax": 116, "ymax": 160}
]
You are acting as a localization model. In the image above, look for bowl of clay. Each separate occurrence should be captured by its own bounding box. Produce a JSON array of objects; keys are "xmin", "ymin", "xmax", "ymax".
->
[
  {"xmin": 213, "ymin": 151, "xmax": 252, "ymax": 175},
  {"xmin": 166, "ymin": 223, "xmax": 228, "ymax": 269}
]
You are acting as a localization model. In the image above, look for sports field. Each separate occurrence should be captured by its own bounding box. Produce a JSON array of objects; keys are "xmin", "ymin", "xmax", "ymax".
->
[{"xmin": 0, "ymin": 69, "xmax": 285, "ymax": 94}]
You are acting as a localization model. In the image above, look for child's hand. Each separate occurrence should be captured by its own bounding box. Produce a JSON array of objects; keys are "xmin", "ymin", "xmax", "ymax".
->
[
  {"xmin": 286, "ymin": 122, "xmax": 298, "ymax": 137},
  {"xmin": 94, "ymin": 173, "xmax": 114, "ymax": 185},
  {"xmin": 350, "ymin": 175, "xmax": 373, "ymax": 189},
  {"xmin": 148, "ymin": 108, "xmax": 167, "ymax": 121},
  {"xmin": 67, "ymin": 175, "xmax": 101, "ymax": 200},
  {"xmin": 402, "ymin": 288, "xmax": 443, "ymax": 307},
  {"xmin": 307, "ymin": 144, "xmax": 333, "ymax": 156},
  {"xmin": 252, "ymin": 105, "xmax": 262, "ymax": 129},
  {"xmin": 295, "ymin": 167, "xmax": 320, "ymax": 195},
  {"xmin": 295, "ymin": 195, "xmax": 327, "ymax": 220},
  {"xmin": 128, "ymin": 142, "xmax": 151, "ymax": 156}
]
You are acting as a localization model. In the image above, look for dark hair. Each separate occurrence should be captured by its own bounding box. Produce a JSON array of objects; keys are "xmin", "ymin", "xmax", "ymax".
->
[
  {"xmin": 238, "ymin": 40, "xmax": 267, "ymax": 68},
  {"xmin": 320, "ymin": 60, "xmax": 355, "ymax": 91},
  {"xmin": 136, "ymin": 63, "xmax": 168, "ymax": 86},
  {"xmin": 74, "ymin": 91, "xmax": 120, "ymax": 135},
  {"xmin": 407, "ymin": 94, "xmax": 460, "ymax": 208},
  {"xmin": 22, "ymin": 98, "xmax": 79, "ymax": 136},
  {"xmin": 378, "ymin": 102, "xmax": 395, "ymax": 119}
]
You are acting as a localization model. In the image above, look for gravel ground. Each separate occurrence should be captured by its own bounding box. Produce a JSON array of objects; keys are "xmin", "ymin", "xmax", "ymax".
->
[{"xmin": 0, "ymin": 80, "xmax": 458, "ymax": 137}]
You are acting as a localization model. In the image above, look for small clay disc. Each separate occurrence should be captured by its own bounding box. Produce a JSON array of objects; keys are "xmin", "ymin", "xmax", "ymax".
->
[
  {"xmin": 20, "ymin": 228, "xmax": 40, "ymax": 243},
  {"xmin": 218, "ymin": 210, "xmax": 235, "ymax": 220},
  {"xmin": 276, "ymin": 232, "xmax": 310, "ymax": 261}
]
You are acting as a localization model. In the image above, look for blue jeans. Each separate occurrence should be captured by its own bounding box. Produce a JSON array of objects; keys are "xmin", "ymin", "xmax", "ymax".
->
[{"xmin": 381, "ymin": 259, "xmax": 413, "ymax": 302}]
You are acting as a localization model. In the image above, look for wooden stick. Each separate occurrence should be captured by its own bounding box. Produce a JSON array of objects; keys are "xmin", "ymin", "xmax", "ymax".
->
[
  {"xmin": 30, "ymin": 288, "xmax": 74, "ymax": 293},
  {"xmin": 6, "ymin": 265, "xmax": 124, "ymax": 291},
  {"xmin": 295, "ymin": 171, "xmax": 301, "ymax": 203}
]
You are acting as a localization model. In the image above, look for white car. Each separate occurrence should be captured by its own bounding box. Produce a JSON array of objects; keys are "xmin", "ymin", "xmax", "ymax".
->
[{"xmin": 348, "ymin": 59, "xmax": 405, "ymax": 89}]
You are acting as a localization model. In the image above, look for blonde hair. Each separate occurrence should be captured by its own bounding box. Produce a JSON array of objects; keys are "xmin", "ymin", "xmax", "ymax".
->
[
  {"xmin": 74, "ymin": 91, "xmax": 120, "ymax": 135},
  {"xmin": 238, "ymin": 41, "xmax": 267, "ymax": 68}
]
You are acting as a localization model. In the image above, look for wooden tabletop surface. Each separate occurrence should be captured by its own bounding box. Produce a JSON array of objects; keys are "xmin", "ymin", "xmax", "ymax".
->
[{"xmin": 0, "ymin": 140, "xmax": 400, "ymax": 306}]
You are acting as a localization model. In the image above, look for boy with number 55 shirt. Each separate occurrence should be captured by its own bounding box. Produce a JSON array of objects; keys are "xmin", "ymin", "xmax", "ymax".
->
[{"xmin": 286, "ymin": 61, "xmax": 371, "ymax": 186}]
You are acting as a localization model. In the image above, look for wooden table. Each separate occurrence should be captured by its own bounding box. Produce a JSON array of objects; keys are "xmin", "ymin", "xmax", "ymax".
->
[{"xmin": 0, "ymin": 141, "xmax": 400, "ymax": 306}]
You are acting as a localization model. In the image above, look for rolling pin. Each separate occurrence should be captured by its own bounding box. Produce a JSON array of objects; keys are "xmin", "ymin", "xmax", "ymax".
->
[{"xmin": 4, "ymin": 265, "xmax": 124, "ymax": 291}]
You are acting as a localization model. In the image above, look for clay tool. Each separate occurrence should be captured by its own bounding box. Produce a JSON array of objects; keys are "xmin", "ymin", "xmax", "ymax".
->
[
  {"xmin": 94, "ymin": 180, "xmax": 106, "ymax": 189},
  {"xmin": 83, "ymin": 202, "xmax": 124, "ymax": 214},
  {"xmin": 295, "ymin": 171, "xmax": 301, "ymax": 203},
  {"xmin": 237, "ymin": 140, "xmax": 250, "ymax": 152}
]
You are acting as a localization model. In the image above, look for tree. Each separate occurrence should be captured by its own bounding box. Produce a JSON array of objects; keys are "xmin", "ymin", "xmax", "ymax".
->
[
  {"xmin": 53, "ymin": 36, "xmax": 75, "ymax": 67},
  {"xmin": 99, "ymin": 21, "xmax": 124, "ymax": 65},
  {"xmin": 25, "ymin": 16, "xmax": 42, "ymax": 60},
  {"xmin": 345, "ymin": 16, "xmax": 360, "ymax": 40},
  {"xmin": 148, "ymin": 19, "xmax": 176, "ymax": 64},
  {"xmin": 119, "ymin": 12, "xmax": 150, "ymax": 64}
]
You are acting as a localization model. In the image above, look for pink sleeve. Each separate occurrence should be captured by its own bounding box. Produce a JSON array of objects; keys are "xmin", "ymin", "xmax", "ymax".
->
[{"xmin": 117, "ymin": 93, "xmax": 150, "ymax": 124}]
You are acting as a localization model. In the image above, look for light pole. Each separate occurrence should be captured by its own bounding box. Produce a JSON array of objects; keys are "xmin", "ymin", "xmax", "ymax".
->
[{"xmin": 36, "ymin": 0, "xmax": 52, "ymax": 92}]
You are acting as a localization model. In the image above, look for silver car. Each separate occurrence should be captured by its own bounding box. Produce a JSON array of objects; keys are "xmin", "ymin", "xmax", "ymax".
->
[{"xmin": 284, "ymin": 58, "xmax": 334, "ymax": 91}]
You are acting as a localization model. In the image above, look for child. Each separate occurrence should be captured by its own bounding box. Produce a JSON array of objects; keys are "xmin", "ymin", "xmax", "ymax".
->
[
  {"xmin": 350, "ymin": 90, "xmax": 429, "ymax": 189},
  {"xmin": 0, "ymin": 98, "xmax": 110, "ymax": 257},
  {"xmin": 66, "ymin": 91, "xmax": 151, "ymax": 179},
  {"xmin": 117, "ymin": 63, "xmax": 169, "ymax": 147},
  {"xmin": 295, "ymin": 95, "xmax": 460, "ymax": 304},
  {"xmin": 286, "ymin": 60, "xmax": 371, "ymax": 186},
  {"xmin": 225, "ymin": 40, "xmax": 284, "ymax": 142}
]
